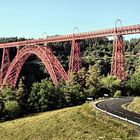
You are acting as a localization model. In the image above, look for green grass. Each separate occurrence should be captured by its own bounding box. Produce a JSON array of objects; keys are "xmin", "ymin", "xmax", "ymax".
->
[
  {"xmin": 124, "ymin": 97, "xmax": 140, "ymax": 114},
  {"xmin": 0, "ymin": 103, "xmax": 139, "ymax": 140}
]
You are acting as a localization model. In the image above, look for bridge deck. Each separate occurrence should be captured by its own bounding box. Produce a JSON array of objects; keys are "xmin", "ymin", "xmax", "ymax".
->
[{"xmin": 0, "ymin": 24, "xmax": 140, "ymax": 48}]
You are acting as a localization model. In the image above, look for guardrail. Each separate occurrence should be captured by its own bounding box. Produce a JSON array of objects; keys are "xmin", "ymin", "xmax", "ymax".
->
[{"xmin": 93, "ymin": 101, "xmax": 140, "ymax": 127}]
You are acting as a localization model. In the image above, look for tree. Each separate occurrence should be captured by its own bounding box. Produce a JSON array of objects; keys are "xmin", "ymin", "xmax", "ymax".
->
[
  {"xmin": 127, "ymin": 72, "xmax": 140, "ymax": 95},
  {"xmin": 77, "ymin": 68, "xmax": 86, "ymax": 87},
  {"xmin": 16, "ymin": 78, "xmax": 28, "ymax": 114},
  {"xmin": 28, "ymin": 82, "xmax": 41, "ymax": 112},
  {"xmin": 0, "ymin": 97, "xmax": 4, "ymax": 118},
  {"xmin": 64, "ymin": 73, "xmax": 85, "ymax": 106},
  {"xmin": 4, "ymin": 100, "xmax": 20, "ymax": 119},
  {"xmin": 86, "ymin": 65, "xmax": 99, "ymax": 87},
  {"xmin": 85, "ymin": 65, "xmax": 100, "ymax": 97},
  {"xmin": 136, "ymin": 66, "xmax": 140, "ymax": 73},
  {"xmin": 28, "ymin": 79, "xmax": 66, "ymax": 112},
  {"xmin": 16, "ymin": 78, "xmax": 25, "ymax": 102},
  {"xmin": 1, "ymin": 86, "xmax": 15, "ymax": 101},
  {"xmin": 1, "ymin": 85, "xmax": 21, "ymax": 119},
  {"xmin": 101, "ymin": 75, "xmax": 121, "ymax": 96}
]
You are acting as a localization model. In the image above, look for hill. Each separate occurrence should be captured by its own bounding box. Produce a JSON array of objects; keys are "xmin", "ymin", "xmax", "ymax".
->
[
  {"xmin": 0, "ymin": 103, "xmax": 139, "ymax": 140},
  {"xmin": 125, "ymin": 97, "xmax": 140, "ymax": 114}
]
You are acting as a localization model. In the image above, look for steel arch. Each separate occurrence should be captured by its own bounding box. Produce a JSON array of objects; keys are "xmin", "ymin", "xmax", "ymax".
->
[{"xmin": 2, "ymin": 44, "xmax": 68, "ymax": 87}]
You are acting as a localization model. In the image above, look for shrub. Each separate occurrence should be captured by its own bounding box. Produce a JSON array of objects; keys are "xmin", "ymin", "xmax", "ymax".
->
[
  {"xmin": 4, "ymin": 100, "xmax": 20, "ymax": 119},
  {"xmin": 101, "ymin": 75, "xmax": 121, "ymax": 96},
  {"xmin": 114, "ymin": 90, "xmax": 121, "ymax": 98}
]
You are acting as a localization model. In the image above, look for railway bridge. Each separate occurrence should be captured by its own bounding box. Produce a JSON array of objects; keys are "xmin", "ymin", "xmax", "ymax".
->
[{"xmin": 0, "ymin": 23, "xmax": 140, "ymax": 88}]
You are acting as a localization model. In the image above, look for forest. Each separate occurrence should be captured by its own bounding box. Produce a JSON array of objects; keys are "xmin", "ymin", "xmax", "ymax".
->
[{"xmin": 0, "ymin": 36, "xmax": 140, "ymax": 120}]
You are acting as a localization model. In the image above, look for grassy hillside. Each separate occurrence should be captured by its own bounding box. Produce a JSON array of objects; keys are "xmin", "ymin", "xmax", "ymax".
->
[
  {"xmin": 125, "ymin": 97, "xmax": 140, "ymax": 114},
  {"xmin": 0, "ymin": 103, "xmax": 139, "ymax": 140}
]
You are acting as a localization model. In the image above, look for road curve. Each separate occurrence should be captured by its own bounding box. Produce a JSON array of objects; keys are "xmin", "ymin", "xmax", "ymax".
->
[{"xmin": 96, "ymin": 97, "xmax": 140, "ymax": 124}]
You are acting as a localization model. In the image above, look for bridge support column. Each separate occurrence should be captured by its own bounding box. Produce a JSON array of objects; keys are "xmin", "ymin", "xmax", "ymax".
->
[
  {"xmin": 110, "ymin": 35, "xmax": 125, "ymax": 80},
  {"xmin": 0, "ymin": 48, "xmax": 10, "ymax": 84},
  {"xmin": 69, "ymin": 40, "xmax": 81, "ymax": 75}
]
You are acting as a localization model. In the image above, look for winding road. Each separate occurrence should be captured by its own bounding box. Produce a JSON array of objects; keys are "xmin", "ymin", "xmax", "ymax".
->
[{"xmin": 96, "ymin": 97, "xmax": 140, "ymax": 124}]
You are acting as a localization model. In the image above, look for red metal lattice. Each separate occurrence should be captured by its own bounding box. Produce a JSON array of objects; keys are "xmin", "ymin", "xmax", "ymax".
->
[
  {"xmin": 110, "ymin": 35, "xmax": 125, "ymax": 80},
  {"xmin": 0, "ymin": 48, "xmax": 10, "ymax": 85},
  {"xmin": 0, "ymin": 23, "xmax": 140, "ymax": 88},
  {"xmin": 68, "ymin": 40, "xmax": 81, "ymax": 75},
  {"xmin": 2, "ymin": 45, "xmax": 68, "ymax": 88},
  {"xmin": 0, "ymin": 24, "xmax": 140, "ymax": 49}
]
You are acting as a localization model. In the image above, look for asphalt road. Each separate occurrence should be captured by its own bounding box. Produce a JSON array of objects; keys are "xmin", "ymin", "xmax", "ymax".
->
[{"xmin": 96, "ymin": 97, "xmax": 140, "ymax": 124}]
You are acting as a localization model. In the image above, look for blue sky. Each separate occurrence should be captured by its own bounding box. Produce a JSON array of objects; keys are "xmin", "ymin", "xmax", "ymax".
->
[{"xmin": 0, "ymin": 0, "xmax": 140, "ymax": 38}]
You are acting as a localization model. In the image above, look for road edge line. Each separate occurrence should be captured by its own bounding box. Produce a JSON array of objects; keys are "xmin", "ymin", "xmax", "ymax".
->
[{"xmin": 92, "ymin": 100, "xmax": 140, "ymax": 127}]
